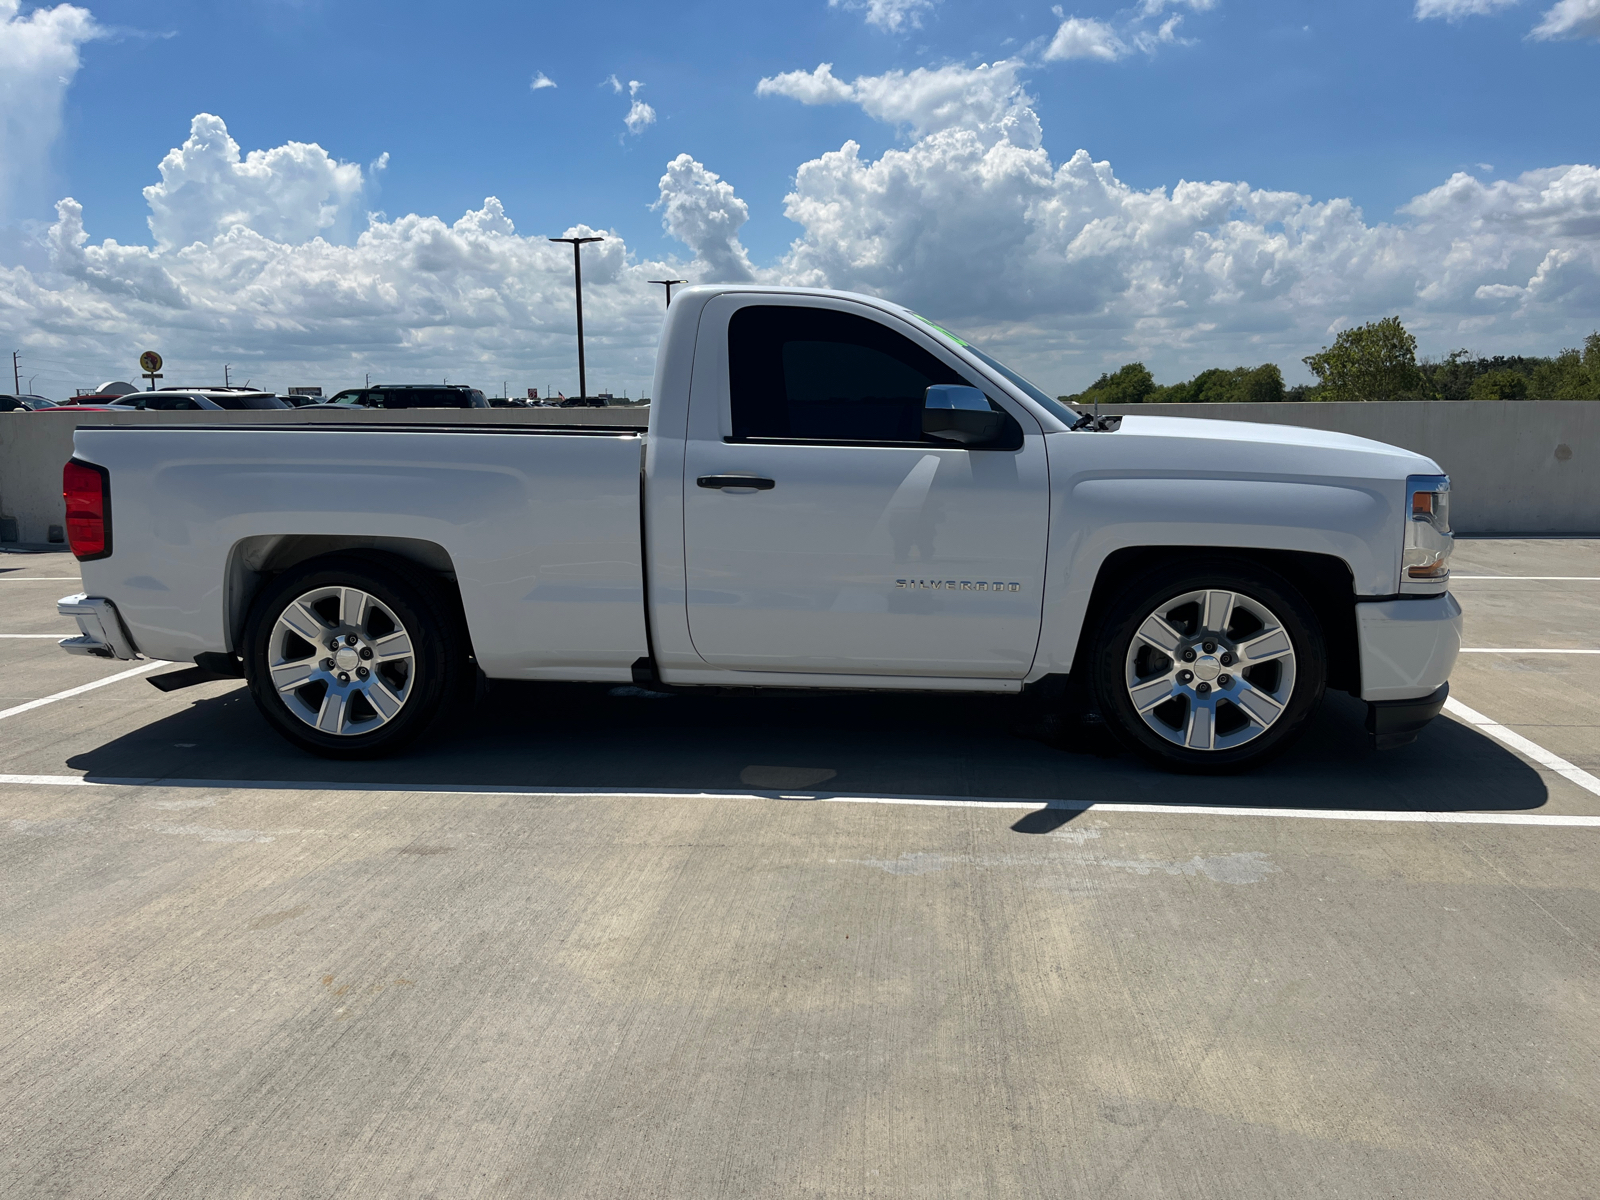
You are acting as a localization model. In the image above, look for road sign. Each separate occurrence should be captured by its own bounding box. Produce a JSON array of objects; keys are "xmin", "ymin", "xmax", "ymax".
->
[{"xmin": 138, "ymin": 350, "xmax": 163, "ymax": 373}]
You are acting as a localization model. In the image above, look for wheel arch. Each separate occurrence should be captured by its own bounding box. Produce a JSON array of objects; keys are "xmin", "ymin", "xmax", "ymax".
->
[
  {"xmin": 1069, "ymin": 546, "xmax": 1361, "ymax": 695},
  {"xmin": 225, "ymin": 534, "xmax": 464, "ymax": 655}
]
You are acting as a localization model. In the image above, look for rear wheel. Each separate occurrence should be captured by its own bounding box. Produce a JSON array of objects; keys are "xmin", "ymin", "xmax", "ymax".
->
[
  {"xmin": 243, "ymin": 555, "xmax": 468, "ymax": 758},
  {"xmin": 1090, "ymin": 560, "xmax": 1325, "ymax": 774}
]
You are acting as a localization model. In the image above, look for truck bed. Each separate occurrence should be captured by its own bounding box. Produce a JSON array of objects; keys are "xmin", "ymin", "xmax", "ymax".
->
[{"xmin": 71, "ymin": 423, "xmax": 650, "ymax": 681}]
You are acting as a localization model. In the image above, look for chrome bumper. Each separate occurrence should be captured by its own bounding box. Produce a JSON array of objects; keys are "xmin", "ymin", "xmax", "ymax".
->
[{"xmin": 58, "ymin": 594, "xmax": 141, "ymax": 661}]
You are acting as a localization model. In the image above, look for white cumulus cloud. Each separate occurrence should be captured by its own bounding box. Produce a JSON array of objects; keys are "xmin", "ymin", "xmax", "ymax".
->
[
  {"xmin": 654, "ymin": 154, "xmax": 755, "ymax": 282},
  {"xmin": 1044, "ymin": 16, "xmax": 1130, "ymax": 61},
  {"xmin": 530, "ymin": 71, "xmax": 556, "ymax": 90},
  {"xmin": 758, "ymin": 59, "xmax": 1600, "ymax": 387},
  {"xmin": 5, "ymin": 65, "xmax": 1600, "ymax": 401},
  {"xmin": 1137, "ymin": 0, "xmax": 1215, "ymax": 14},
  {"xmin": 1414, "ymin": 0, "xmax": 1520, "ymax": 18},
  {"xmin": 0, "ymin": 0, "xmax": 102, "ymax": 221},
  {"xmin": 1530, "ymin": 0, "xmax": 1600, "ymax": 38},
  {"xmin": 0, "ymin": 114, "xmax": 721, "ymax": 397},
  {"xmin": 622, "ymin": 80, "xmax": 655, "ymax": 134},
  {"xmin": 828, "ymin": 0, "xmax": 937, "ymax": 31},
  {"xmin": 142, "ymin": 113, "xmax": 367, "ymax": 250},
  {"xmin": 757, "ymin": 60, "xmax": 1040, "ymax": 146}
]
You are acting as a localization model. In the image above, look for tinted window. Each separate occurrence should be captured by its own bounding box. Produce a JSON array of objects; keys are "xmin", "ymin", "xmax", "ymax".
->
[
  {"xmin": 728, "ymin": 306, "xmax": 966, "ymax": 441},
  {"xmin": 381, "ymin": 388, "xmax": 468, "ymax": 409},
  {"xmin": 0, "ymin": 396, "xmax": 22, "ymax": 412},
  {"xmin": 210, "ymin": 393, "xmax": 287, "ymax": 410},
  {"xmin": 120, "ymin": 394, "xmax": 204, "ymax": 410}
]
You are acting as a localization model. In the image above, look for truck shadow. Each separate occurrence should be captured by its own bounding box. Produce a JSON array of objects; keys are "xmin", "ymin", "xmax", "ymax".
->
[{"xmin": 64, "ymin": 678, "xmax": 1549, "ymax": 814}]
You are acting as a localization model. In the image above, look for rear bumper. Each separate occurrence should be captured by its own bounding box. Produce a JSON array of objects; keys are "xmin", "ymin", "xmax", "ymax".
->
[
  {"xmin": 1366, "ymin": 682, "xmax": 1450, "ymax": 750},
  {"xmin": 57, "ymin": 593, "xmax": 141, "ymax": 660},
  {"xmin": 1356, "ymin": 592, "xmax": 1462, "ymax": 702}
]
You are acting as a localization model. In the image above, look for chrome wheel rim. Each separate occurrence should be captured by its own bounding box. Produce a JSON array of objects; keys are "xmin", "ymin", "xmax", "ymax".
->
[
  {"xmin": 268, "ymin": 586, "xmax": 415, "ymax": 736},
  {"xmin": 1124, "ymin": 588, "xmax": 1297, "ymax": 752}
]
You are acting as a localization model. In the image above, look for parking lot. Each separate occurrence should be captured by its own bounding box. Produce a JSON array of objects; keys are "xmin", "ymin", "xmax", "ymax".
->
[{"xmin": 2, "ymin": 540, "xmax": 1597, "ymax": 1198}]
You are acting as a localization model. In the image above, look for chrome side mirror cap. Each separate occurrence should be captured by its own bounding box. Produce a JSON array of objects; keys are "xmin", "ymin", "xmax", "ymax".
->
[{"xmin": 923, "ymin": 384, "xmax": 1005, "ymax": 446}]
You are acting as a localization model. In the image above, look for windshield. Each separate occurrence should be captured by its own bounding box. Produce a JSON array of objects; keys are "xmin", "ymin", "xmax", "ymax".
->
[{"xmin": 912, "ymin": 315, "xmax": 1080, "ymax": 424}]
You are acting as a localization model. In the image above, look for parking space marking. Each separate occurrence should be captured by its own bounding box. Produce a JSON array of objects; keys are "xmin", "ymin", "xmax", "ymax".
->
[
  {"xmin": 0, "ymin": 635, "xmax": 68, "ymax": 639},
  {"xmin": 0, "ymin": 772, "xmax": 1595, "ymax": 826},
  {"xmin": 1452, "ymin": 576, "xmax": 1600, "ymax": 581},
  {"xmin": 0, "ymin": 660, "xmax": 170, "ymax": 721},
  {"xmin": 1460, "ymin": 648, "xmax": 1600, "ymax": 654},
  {"xmin": 0, "ymin": 577, "xmax": 82, "ymax": 582},
  {"xmin": 1444, "ymin": 696, "xmax": 1600, "ymax": 798}
]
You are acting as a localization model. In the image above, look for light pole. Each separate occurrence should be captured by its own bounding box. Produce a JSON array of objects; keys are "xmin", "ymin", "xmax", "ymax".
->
[
  {"xmin": 549, "ymin": 235, "xmax": 604, "ymax": 399},
  {"xmin": 648, "ymin": 279, "xmax": 688, "ymax": 308}
]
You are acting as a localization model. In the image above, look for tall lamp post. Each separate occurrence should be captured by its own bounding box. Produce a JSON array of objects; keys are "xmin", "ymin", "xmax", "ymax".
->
[
  {"xmin": 549, "ymin": 235, "xmax": 604, "ymax": 399},
  {"xmin": 648, "ymin": 279, "xmax": 688, "ymax": 308}
]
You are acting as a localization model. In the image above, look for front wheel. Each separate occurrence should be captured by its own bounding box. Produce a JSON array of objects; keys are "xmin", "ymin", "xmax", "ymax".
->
[
  {"xmin": 243, "ymin": 554, "xmax": 468, "ymax": 758},
  {"xmin": 1090, "ymin": 561, "xmax": 1326, "ymax": 774}
]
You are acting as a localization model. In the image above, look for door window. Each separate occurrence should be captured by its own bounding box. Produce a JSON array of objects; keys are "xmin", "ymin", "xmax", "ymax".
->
[{"xmin": 728, "ymin": 306, "xmax": 968, "ymax": 442}]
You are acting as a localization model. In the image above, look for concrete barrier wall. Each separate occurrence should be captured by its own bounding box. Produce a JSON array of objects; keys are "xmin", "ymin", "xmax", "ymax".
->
[
  {"xmin": 3, "ymin": 400, "xmax": 1594, "ymax": 542},
  {"xmin": 1095, "ymin": 400, "xmax": 1597, "ymax": 534},
  {"xmin": 0, "ymin": 406, "xmax": 647, "ymax": 549}
]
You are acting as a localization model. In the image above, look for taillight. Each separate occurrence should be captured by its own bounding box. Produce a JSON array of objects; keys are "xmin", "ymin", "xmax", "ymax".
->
[{"xmin": 63, "ymin": 459, "xmax": 111, "ymax": 560}]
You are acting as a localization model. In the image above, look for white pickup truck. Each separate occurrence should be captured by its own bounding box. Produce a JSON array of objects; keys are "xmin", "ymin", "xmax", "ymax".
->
[{"xmin": 57, "ymin": 285, "xmax": 1461, "ymax": 772}]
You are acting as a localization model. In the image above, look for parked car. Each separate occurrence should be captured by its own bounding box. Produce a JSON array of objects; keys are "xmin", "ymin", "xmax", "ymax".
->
[
  {"xmin": 55, "ymin": 284, "xmax": 1460, "ymax": 771},
  {"xmin": 326, "ymin": 385, "xmax": 490, "ymax": 409},
  {"xmin": 278, "ymin": 394, "xmax": 323, "ymax": 408},
  {"xmin": 108, "ymin": 390, "xmax": 288, "ymax": 411},
  {"xmin": 0, "ymin": 395, "xmax": 58, "ymax": 411}
]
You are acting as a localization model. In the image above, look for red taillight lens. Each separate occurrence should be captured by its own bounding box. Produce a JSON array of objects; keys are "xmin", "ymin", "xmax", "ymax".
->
[{"xmin": 63, "ymin": 460, "xmax": 109, "ymax": 560}]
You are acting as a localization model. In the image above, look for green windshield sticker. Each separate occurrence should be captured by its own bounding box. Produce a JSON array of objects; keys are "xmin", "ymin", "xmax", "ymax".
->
[{"xmin": 912, "ymin": 314, "xmax": 970, "ymax": 347}]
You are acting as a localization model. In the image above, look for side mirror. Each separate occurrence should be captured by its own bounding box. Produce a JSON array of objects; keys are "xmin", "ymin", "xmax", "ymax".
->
[{"xmin": 923, "ymin": 384, "xmax": 1004, "ymax": 446}]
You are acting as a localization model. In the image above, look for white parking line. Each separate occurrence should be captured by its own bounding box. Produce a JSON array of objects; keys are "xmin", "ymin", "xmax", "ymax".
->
[
  {"xmin": 1443, "ymin": 697, "xmax": 1600, "ymax": 798},
  {"xmin": 0, "ymin": 772, "xmax": 1594, "ymax": 826},
  {"xmin": 1460, "ymin": 648, "xmax": 1600, "ymax": 654},
  {"xmin": 0, "ymin": 660, "xmax": 170, "ymax": 721},
  {"xmin": 0, "ymin": 577, "xmax": 82, "ymax": 582},
  {"xmin": 0, "ymin": 635, "xmax": 68, "ymax": 639},
  {"xmin": 1451, "ymin": 576, "xmax": 1600, "ymax": 581}
]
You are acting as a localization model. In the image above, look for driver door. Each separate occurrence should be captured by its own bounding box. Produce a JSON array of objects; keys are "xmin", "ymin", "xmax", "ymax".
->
[{"xmin": 680, "ymin": 296, "xmax": 1051, "ymax": 681}]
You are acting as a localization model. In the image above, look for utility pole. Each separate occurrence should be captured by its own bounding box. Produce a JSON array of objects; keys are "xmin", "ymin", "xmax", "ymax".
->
[
  {"xmin": 11, "ymin": 351, "xmax": 19, "ymax": 394},
  {"xmin": 224, "ymin": 364, "xmax": 231, "ymax": 387},
  {"xmin": 549, "ymin": 235, "xmax": 604, "ymax": 399},
  {"xmin": 648, "ymin": 279, "xmax": 688, "ymax": 308}
]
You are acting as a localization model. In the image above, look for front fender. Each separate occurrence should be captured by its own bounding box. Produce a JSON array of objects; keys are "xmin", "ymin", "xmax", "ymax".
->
[{"xmin": 1033, "ymin": 474, "xmax": 1398, "ymax": 678}]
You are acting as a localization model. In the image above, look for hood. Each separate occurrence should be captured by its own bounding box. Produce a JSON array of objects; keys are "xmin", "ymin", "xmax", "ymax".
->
[{"xmin": 1105, "ymin": 414, "xmax": 1443, "ymax": 477}]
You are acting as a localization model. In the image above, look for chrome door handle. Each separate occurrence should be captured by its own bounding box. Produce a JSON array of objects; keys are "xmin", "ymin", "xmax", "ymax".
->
[{"xmin": 697, "ymin": 475, "xmax": 776, "ymax": 491}]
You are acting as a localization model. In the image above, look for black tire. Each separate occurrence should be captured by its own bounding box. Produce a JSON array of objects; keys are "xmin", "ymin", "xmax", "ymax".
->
[
  {"xmin": 242, "ymin": 553, "xmax": 470, "ymax": 758},
  {"xmin": 1088, "ymin": 558, "xmax": 1326, "ymax": 774}
]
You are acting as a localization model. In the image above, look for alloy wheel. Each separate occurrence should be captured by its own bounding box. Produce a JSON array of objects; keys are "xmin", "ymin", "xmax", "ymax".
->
[
  {"xmin": 1123, "ymin": 588, "xmax": 1297, "ymax": 753},
  {"xmin": 268, "ymin": 586, "xmax": 415, "ymax": 736}
]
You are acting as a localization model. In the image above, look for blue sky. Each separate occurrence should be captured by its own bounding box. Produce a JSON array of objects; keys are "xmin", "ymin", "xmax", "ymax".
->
[
  {"xmin": 47, "ymin": 0, "xmax": 1598, "ymax": 262},
  {"xmin": 4, "ymin": 0, "xmax": 1598, "ymax": 397}
]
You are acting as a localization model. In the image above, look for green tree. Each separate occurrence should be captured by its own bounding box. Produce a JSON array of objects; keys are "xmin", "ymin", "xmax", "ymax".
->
[
  {"xmin": 1468, "ymin": 369, "xmax": 1529, "ymax": 401},
  {"xmin": 1302, "ymin": 316, "xmax": 1422, "ymax": 401},
  {"xmin": 1061, "ymin": 362, "xmax": 1156, "ymax": 406},
  {"xmin": 1530, "ymin": 333, "xmax": 1600, "ymax": 400}
]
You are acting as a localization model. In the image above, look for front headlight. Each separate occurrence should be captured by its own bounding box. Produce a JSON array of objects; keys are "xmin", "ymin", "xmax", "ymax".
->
[{"xmin": 1401, "ymin": 474, "xmax": 1452, "ymax": 593}]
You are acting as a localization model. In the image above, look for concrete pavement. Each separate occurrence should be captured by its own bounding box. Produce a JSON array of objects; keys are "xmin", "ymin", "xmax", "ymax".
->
[{"xmin": 1, "ymin": 542, "xmax": 1596, "ymax": 1198}]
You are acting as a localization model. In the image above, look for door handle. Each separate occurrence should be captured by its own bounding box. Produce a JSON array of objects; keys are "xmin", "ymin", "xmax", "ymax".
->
[{"xmin": 697, "ymin": 474, "xmax": 776, "ymax": 491}]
